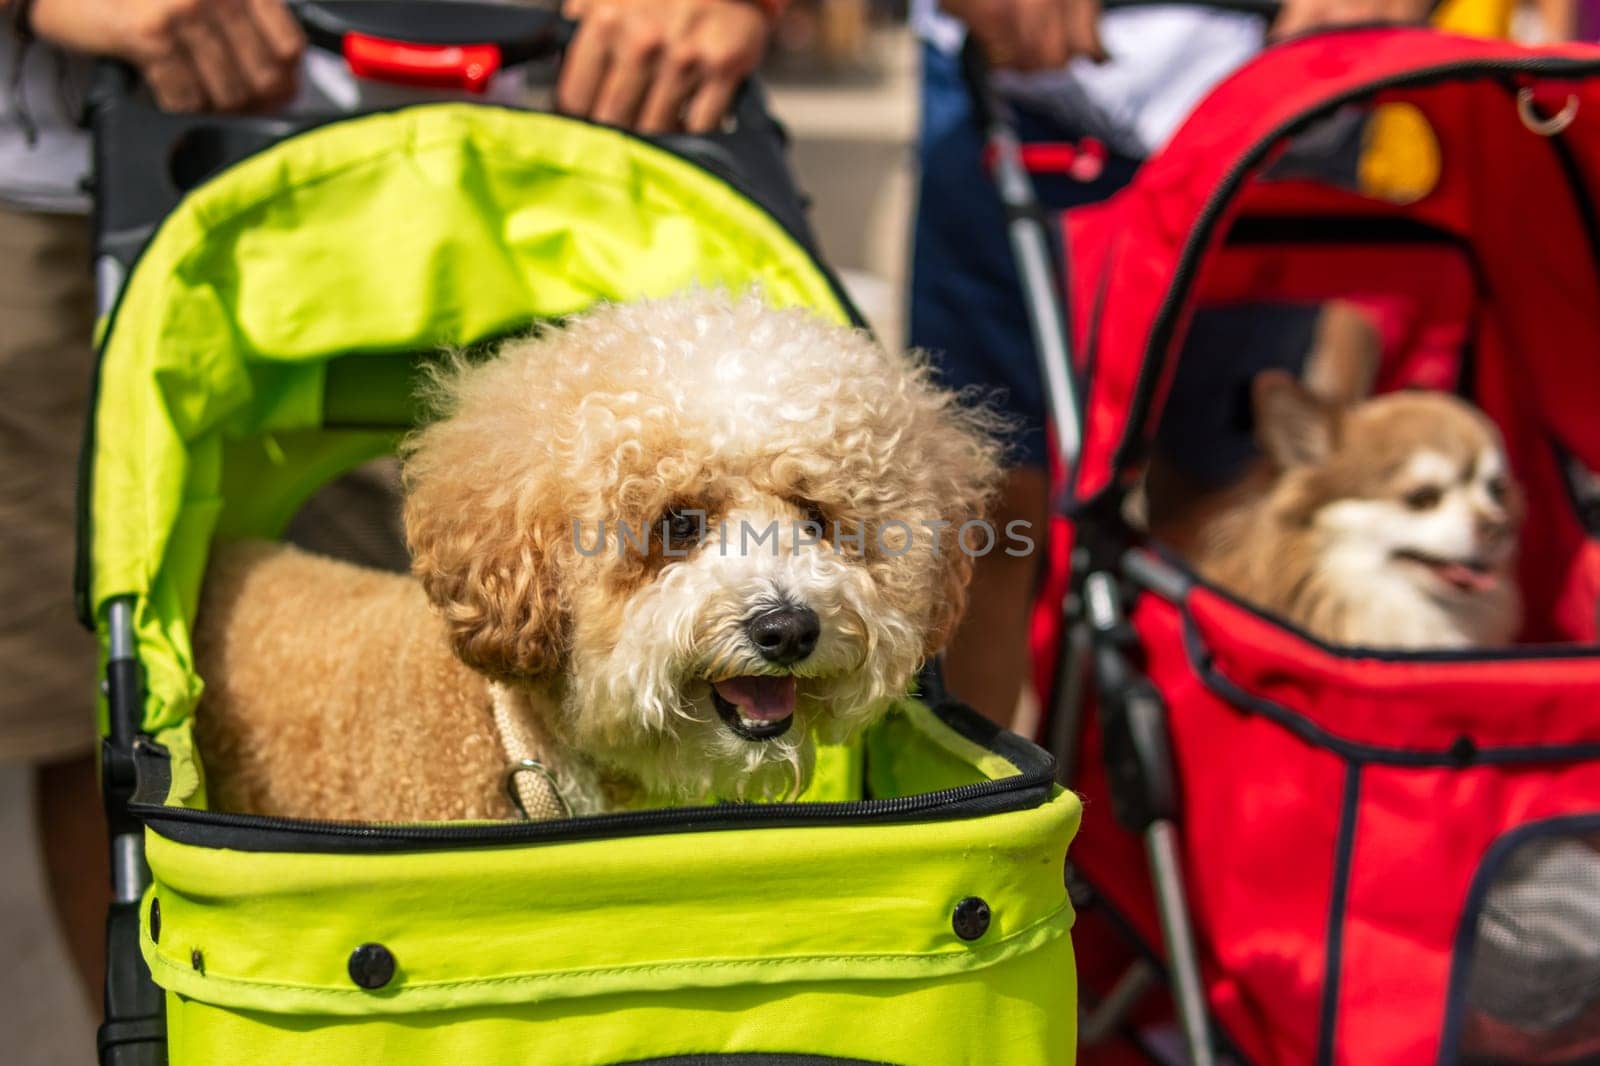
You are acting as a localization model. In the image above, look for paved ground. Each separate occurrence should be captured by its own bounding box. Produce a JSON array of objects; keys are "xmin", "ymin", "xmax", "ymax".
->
[
  {"xmin": 0, "ymin": 30, "xmax": 921, "ymax": 1063},
  {"xmin": 1, "ymin": 764, "xmax": 96, "ymax": 1063}
]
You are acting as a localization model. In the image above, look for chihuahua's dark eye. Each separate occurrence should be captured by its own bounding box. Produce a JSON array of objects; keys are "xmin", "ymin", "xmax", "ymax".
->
[
  {"xmin": 1486, "ymin": 475, "xmax": 1509, "ymax": 505},
  {"xmin": 660, "ymin": 507, "xmax": 706, "ymax": 550},
  {"xmin": 1403, "ymin": 485, "xmax": 1443, "ymax": 511}
]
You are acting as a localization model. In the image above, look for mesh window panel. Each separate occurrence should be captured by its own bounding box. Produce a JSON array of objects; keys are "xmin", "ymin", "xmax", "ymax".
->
[
  {"xmin": 285, "ymin": 458, "xmax": 410, "ymax": 573},
  {"xmin": 1460, "ymin": 834, "xmax": 1600, "ymax": 1064}
]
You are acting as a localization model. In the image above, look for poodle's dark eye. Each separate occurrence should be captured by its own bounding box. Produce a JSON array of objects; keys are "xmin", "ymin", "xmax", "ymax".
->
[
  {"xmin": 1486, "ymin": 475, "xmax": 1509, "ymax": 505},
  {"xmin": 1403, "ymin": 485, "xmax": 1443, "ymax": 511},
  {"xmin": 794, "ymin": 499, "xmax": 830, "ymax": 539},
  {"xmin": 660, "ymin": 507, "xmax": 706, "ymax": 551}
]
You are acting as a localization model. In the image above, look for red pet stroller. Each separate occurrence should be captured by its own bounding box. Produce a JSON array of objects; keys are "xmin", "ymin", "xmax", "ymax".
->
[{"xmin": 968, "ymin": 20, "xmax": 1600, "ymax": 1066}]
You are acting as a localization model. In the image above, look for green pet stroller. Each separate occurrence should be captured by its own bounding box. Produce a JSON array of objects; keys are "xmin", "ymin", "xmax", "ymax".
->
[{"xmin": 79, "ymin": 4, "xmax": 1081, "ymax": 1063}]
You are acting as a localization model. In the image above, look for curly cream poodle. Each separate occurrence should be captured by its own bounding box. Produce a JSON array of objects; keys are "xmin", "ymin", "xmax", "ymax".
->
[{"xmin": 194, "ymin": 291, "xmax": 1004, "ymax": 821}]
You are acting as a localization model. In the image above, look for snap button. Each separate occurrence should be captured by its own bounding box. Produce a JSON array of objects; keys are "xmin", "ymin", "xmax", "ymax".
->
[
  {"xmin": 348, "ymin": 943, "xmax": 397, "ymax": 990},
  {"xmin": 952, "ymin": 896, "xmax": 991, "ymax": 941},
  {"xmin": 149, "ymin": 898, "xmax": 161, "ymax": 944},
  {"xmin": 1450, "ymin": 735, "xmax": 1477, "ymax": 767}
]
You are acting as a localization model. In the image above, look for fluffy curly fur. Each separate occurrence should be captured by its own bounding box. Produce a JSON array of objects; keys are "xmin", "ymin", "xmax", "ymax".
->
[{"xmin": 195, "ymin": 292, "xmax": 1004, "ymax": 819}]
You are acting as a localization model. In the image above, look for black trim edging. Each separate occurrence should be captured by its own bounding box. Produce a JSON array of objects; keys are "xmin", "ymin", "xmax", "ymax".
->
[
  {"xmin": 131, "ymin": 697, "xmax": 1057, "ymax": 854},
  {"xmin": 1315, "ymin": 762, "xmax": 1362, "ymax": 1066},
  {"xmin": 1182, "ymin": 612, "xmax": 1600, "ymax": 766}
]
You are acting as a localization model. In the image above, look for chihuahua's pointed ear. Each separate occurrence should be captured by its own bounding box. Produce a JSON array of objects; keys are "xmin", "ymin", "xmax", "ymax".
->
[
  {"xmin": 1303, "ymin": 300, "xmax": 1380, "ymax": 406},
  {"xmin": 1254, "ymin": 369, "xmax": 1335, "ymax": 468}
]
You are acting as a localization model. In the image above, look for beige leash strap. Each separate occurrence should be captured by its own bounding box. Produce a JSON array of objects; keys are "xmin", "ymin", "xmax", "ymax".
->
[{"xmin": 490, "ymin": 683, "xmax": 570, "ymax": 821}]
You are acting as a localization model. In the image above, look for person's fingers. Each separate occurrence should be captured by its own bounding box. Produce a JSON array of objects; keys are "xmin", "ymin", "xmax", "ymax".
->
[
  {"xmin": 1270, "ymin": 0, "xmax": 1316, "ymax": 37},
  {"xmin": 175, "ymin": 14, "xmax": 250, "ymax": 111},
  {"xmin": 246, "ymin": 0, "xmax": 307, "ymax": 67},
  {"xmin": 973, "ymin": 0, "xmax": 1025, "ymax": 68},
  {"xmin": 1066, "ymin": 0, "xmax": 1107, "ymax": 63},
  {"xmin": 1028, "ymin": 0, "xmax": 1069, "ymax": 70},
  {"xmin": 592, "ymin": 23, "xmax": 665, "ymax": 127},
  {"xmin": 684, "ymin": 70, "xmax": 738, "ymax": 133},
  {"xmin": 217, "ymin": 1, "xmax": 294, "ymax": 105},
  {"xmin": 555, "ymin": 14, "xmax": 615, "ymax": 116},
  {"xmin": 638, "ymin": 45, "xmax": 700, "ymax": 133},
  {"xmin": 142, "ymin": 53, "xmax": 206, "ymax": 113}
]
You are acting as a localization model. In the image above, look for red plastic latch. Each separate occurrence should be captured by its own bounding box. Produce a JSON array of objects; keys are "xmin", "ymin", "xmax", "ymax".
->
[
  {"xmin": 982, "ymin": 138, "xmax": 1109, "ymax": 184},
  {"xmin": 343, "ymin": 33, "xmax": 502, "ymax": 94}
]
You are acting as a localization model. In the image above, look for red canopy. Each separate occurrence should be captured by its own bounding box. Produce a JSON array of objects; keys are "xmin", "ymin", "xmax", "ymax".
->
[{"xmin": 1064, "ymin": 28, "xmax": 1600, "ymax": 507}]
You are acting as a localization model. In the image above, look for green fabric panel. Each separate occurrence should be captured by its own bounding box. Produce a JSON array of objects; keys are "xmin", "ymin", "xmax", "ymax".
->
[
  {"xmin": 165, "ymin": 960, "xmax": 1076, "ymax": 1064},
  {"xmin": 88, "ymin": 103, "xmax": 849, "ymax": 744},
  {"xmin": 143, "ymin": 780, "xmax": 1078, "ymax": 1039},
  {"xmin": 867, "ymin": 701, "xmax": 1020, "ymax": 799},
  {"xmin": 215, "ymin": 431, "xmax": 399, "ymax": 542},
  {"xmin": 142, "ymin": 702, "xmax": 1079, "ymax": 1015}
]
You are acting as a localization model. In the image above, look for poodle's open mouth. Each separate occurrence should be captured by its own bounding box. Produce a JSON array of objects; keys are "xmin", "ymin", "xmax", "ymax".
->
[
  {"xmin": 1394, "ymin": 549, "xmax": 1499, "ymax": 593},
  {"xmin": 710, "ymin": 676, "xmax": 795, "ymax": 742}
]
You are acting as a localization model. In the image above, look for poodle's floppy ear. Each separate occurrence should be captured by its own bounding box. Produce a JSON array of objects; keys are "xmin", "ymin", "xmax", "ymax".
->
[
  {"xmin": 404, "ymin": 490, "xmax": 566, "ymax": 681},
  {"xmin": 923, "ymin": 529, "xmax": 980, "ymax": 658},
  {"xmin": 915, "ymin": 418, "xmax": 1006, "ymax": 659}
]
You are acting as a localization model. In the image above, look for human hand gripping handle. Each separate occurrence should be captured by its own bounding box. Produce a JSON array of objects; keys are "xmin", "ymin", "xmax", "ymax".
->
[
  {"xmin": 945, "ymin": 0, "xmax": 1433, "ymax": 75},
  {"xmin": 555, "ymin": 0, "xmax": 778, "ymax": 134},
  {"xmin": 942, "ymin": 0, "xmax": 1109, "ymax": 70},
  {"xmin": 1270, "ymin": 0, "xmax": 1434, "ymax": 38},
  {"xmin": 28, "ymin": 0, "xmax": 305, "ymax": 113}
]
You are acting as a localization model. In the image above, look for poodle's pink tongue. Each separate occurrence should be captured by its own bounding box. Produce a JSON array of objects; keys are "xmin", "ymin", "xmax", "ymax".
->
[
  {"xmin": 713, "ymin": 676, "xmax": 797, "ymax": 721},
  {"xmin": 1438, "ymin": 562, "xmax": 1498, "ymax": 593}
]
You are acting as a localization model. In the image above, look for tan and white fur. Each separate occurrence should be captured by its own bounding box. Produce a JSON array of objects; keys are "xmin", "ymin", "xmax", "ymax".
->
[
  {"xmin": 194, "ymin": 292, "xmax": 1003, "ymax": 821},
  {"xmin": 1151, "ymin": 304, "xmax": 1523, "ymax": 649}
]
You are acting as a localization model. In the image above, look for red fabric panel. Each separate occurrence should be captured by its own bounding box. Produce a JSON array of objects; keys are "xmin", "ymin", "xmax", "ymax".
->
[
  {"xmin": 1337, "ymin": 760, "xmax": 1600, "ymax": 1064},
  {"xmin": 1188, "ymin": 587, "xmax": 1600, "ymax": 750},
  {"xmin": 1071, "ymin": 588, "xmax": 1600, "ymax": 1064}
]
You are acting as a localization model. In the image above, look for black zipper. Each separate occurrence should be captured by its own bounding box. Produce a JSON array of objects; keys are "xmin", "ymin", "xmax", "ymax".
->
[
  {"xmin": 1108, "ymin": 56, "xmax": 1600, "ymax": 502},
  {"xmin": 130, "ymin": 697, "xmax": 1058, "ymax": 853}
]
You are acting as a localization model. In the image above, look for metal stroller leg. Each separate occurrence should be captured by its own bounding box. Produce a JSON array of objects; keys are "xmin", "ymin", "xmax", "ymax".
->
[
  {"xmin": 1080, "ymin": 958, "xmax": 1161, "ymax": 1045},
  {"xmin": 1086, "ymin": 569, "xmax": 1217, "ymax": 1066},
  {"xmin": 1148, "ymin": 821, "xmax": 1215, "ymax": 1066},
  {"xmin": 1049, "ymin": 615, "xmax": 1092, "ymax": 786},
  {"xmin": 97, "ymin": 598, "xmax": 166, "ymax": 1066}
]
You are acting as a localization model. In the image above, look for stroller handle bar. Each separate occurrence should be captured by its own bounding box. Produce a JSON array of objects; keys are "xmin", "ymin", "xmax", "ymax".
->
[
  {"xmin": 293, "ymin": 1, "xmax": 573, "ymax": 93},
  {"xmin": 86, "ymin": 1, "xmax": 811, "ymax": 283},
  {"xmin": 1102, "ymin": 0, "xmax": 1284, "ymax": 16},
  {"xmin": 93, "ymin": 2, "xmax": 573, "ymax": 104}
]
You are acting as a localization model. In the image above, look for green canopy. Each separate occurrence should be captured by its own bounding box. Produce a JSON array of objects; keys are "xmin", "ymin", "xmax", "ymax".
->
[{"xmin": 89, "ymin": 103, "xmax": 850, "ymax": 797}]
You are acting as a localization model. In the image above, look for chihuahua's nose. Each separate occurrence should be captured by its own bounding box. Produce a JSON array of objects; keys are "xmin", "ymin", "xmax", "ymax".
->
[
  {"xmin": 1477, "ymin": 511, "xmax": 1510, "ymax": 545},
  {"xmin": 747, "ymin": 606, "xmax": 820, "ymax": 665}
]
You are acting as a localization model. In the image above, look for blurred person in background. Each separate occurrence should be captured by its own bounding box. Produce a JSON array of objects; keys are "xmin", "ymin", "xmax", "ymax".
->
[
  {"xmin": 910, "ymin": 0, "xmax": 1468, "ymax": 728},
  {"xmin": 2, "ymin": 0, "xmax": 776, "ymax": 1004},
  {"xmin": 1, "ymin": 0, "xmax": 307, "ymax": 1001}
]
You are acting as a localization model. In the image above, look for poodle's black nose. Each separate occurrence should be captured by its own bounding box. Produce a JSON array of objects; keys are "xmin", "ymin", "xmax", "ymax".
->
[{"xmin": 747, "ymin": 606, "xmax": 821, "ymax": 665}]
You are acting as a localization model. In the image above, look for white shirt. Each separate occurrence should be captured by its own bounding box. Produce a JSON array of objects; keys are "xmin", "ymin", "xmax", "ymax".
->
[
  {"xmin": 914, "ymin": 0, "xmax": 1265, "ymax": 158},
  {"xmin": 0, "ymin": 33, "xmax": 92, "ymax": 213}
]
